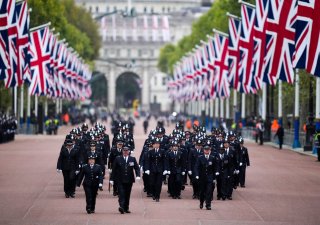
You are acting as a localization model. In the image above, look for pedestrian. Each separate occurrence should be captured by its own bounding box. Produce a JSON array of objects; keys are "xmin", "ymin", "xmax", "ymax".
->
[
  {"xmin": 110, "ymin": 146, "xmax": 140, "ymax": 214},
  {"xmin": 314, "ymin": 129, "xmax": 320, "ymax": 161},
  {"xmin": 194, "ymin": 143, "xmax": 218, "ymax": 210},
  {"xmin": 143, "ymin": 119, "xmax": 149, "ymax": 134},
  {"xmin": 257, "ymin": 119, "xmax": 265, "ymax": 145},
  {"xmin": 188, "ymin": 139, "xmax": 203, "ymax": 199},
  {"xmin": 238, "ymin": 138, "xmax": 250, "ymax": 187},
  {"xmin": 274, "ymin": 124, "xmax": 284, "ymax": 149},
  {"xmin": 56, "ymin": 136, "xmax": 80, "ymax": 198},
  {"xmin": 77, "ymin": 154, "xmax": 104, "ymax": 214}
]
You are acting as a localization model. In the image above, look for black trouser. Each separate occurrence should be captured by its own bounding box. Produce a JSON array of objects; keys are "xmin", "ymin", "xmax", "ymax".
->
[
  {"xmin": 199, "ymin": 180, "xmax": 213, "ymax": 207},
  {"xmin": 278, "ymin": 137, "xmax": 283, "ymax": 149},
  {"xmin": 84, "ymin": 184, "xmax": 98, "ymax": 211},
  {"xmin": 118, "ymin": 182, "xmax": 133, "ymax": 211},
  {"xmin": 168, "ymin": 173, "xmax": 182, "ymax": 197},
  {"xmin": 150, "ymin": 172, "xmax": 163, "ymax": 199},
  {"xmin": 62, "ymin": 169, "xmax": 76, "ymax": 195},
  {"xmin": 226, "ymin": 174, "xmax": 234, "ymax": 197},
  {"xmin": 239, "ymin": 166, "xmax": 247, "ymax": 186},
  {"xmin": 217, "ymin": 172, "xmax": 229, "ymax": 198},
  {"xmin": 143, "ymin": 173, "xmax": 151, "ymax": 194},
  {"xmin": 192, "ymin": 177, "xmax": 200, "ymax": 197},
  {"xmin": 317, "ymin": 147, "xmax": 320, "ymax": 161},
  {"xmin": 233, "ymin": 173, "xmax": 239, "ymax": 187},
  {"xmin": 259, "ymin": 132, "xmax": 264, "ymax": 145}
]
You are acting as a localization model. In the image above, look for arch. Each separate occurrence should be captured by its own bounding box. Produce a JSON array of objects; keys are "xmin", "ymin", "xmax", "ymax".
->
[{"xmin": 115, "ymin": 72, "xmax": 142, "ymax": 109}]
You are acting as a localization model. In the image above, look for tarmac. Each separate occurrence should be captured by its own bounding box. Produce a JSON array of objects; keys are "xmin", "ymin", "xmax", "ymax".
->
[{"xmin": 0, "ymin": 119, "xmax": 320, "ymax": 225}]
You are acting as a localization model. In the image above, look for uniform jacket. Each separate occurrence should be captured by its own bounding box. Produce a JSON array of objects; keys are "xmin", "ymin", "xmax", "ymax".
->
[
  {"xmin": 77, "ymin": 164, "xmax": 103, "ymax": 187},
  {"xmin": 57, "ymin": 145, "xmax": 79, "ymax": 171},
  {"xmin": 165, "ymin": 150, "xmax": 186, "ymax": 174},
  {"xmin": 239, "ymin": 147, "xmax": 250, "ymax": 166},
  {"xmin": 194, "ymin": 155, "xmax": 218, "ymax": 182},
  {"xmin": 188, "ymin": 147, "xmax": 203, "ymax": 172},
  {"xmin": 108, "ymin": 147, "xmax": 123, "ymax": 169},
  {"xmin": 111, "ymin": 155, "xmax": 140, "ymax": 184},
  {"xmin": 145, "ymin": 148, "xmax": 166, "ymax": 173}
]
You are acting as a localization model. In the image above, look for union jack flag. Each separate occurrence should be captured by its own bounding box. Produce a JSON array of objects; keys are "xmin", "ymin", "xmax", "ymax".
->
[
  {"xmin": 227, "ymin": 16, "xmax": 241, "ymax": 91},
  {"xmin": 0, "ymin": 0, "xmax": 10, "ymax": 78},
  {"xmin": 3, "ymin": 0, "xmax": 19, "ymax": 88},
  {"xmin": 263, "ymin": 0, "xmax": 296, "ymax": 85},
  {"xmin": 28, "ymin": 27, "xmax": 51, "ymax": 96},
  {"xmin": 251, "ymin": 0, "xmax": 269, "ymax": 90},
  {"xmin": 293, "ymin": 0, "xmax": 320, "ymax": 77},
  {"xmin": 238, "ymin": 3, "xmax": 256, "ymax": 94},
  {"xmin": 212, "ymin": 32, "xmax": 230, "ymax": 98},
  {"xmin": 15, "ymin": 0, "xmax": 30, "ymax": 84}
]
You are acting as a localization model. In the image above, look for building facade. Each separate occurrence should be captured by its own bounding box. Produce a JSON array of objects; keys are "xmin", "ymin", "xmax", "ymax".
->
[{"xmin": 75, "ymin": 0, "xmax": 209, "ymax": 113}]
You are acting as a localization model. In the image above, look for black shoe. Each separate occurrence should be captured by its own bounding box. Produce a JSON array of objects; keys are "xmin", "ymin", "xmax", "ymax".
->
[
  {"xmin": 206, "ymin": 206, "xmax": 211, "ymax": 210},
  {"xmin": 152, "ymin": 196, "xmax": 156, "ymax": 200},
  {"xmin": 91, "ymin": 210, "xmax": 95, "ymax": 213},
  {"xmin": 65, "ymin": 194, "xmax": 69, "ymax": 198},
  {"xmin": 200, "ymin": 203, "xmax": 203, "ymax": 209},
  {"xmin": 227, "ymin": 197, "xmax": 232, "ymax": 200},
  {"xmin": 86, "ymin": 210, "xmax": 91, "ymax": 214},
  {"xmin": 241, "ymin": 185, "xmax": 245, "ymax": 188},
  {"xmin": 192, "ymin": 195, "xmax": 197, "ymax": 199},
  {"xmin": 222, "ymin": 196, "xmax": 226, "ymax": 201},
  {"xmin": 125, "ymin": 210, "xmax": 131, "ymax": 213},
  {"xmin": 143, "ymin": 188, "xmax": 146, "ymax": 192},
  {"xmin": 156, "ymin": 199, "xmax": 160, "ymax": 202},
  {"xmin": 168, "ymin": 194, "xmax": 172, "ymax": 197},
  {"xmin": 177, "ymin": 196, "xmax": 181, "ymax": 199},
  {"xmin": 118, "ymin": 207, "xmax": 124, "ymax": 214},
  {"xmin": 173, "ymin": 196, "xmax": 177, "ymax": 199},
  {"xmin": 217, "ymin": 197, "xmax": 221, "ymax": 200},
  {"xmin": 70, "ymin": 194, "xmax": 75, "ymax": 198},
  {"xmin": 147, "ymin": 193, "xmax": 153, "ymax": 197},
  {"xmin": 113, "ymin": 192, "xmax": 117, "ymax": 196},
  {"xmin": 233, "ymin": 186, "xmax": 237, "ymax": 189}
]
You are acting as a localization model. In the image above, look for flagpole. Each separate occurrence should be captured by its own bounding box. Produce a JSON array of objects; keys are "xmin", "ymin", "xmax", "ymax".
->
[
  {"xmin": 20, "ymin": 85, "xmax": 24, "ymax": 127},
  {"xmin": 226, "ymin": 97, "xmax": 230, "ymax": 119},
  {"xmin": 220, "ymin": 98, "xmax": 224, "ymax": 121},
  {"xmin": 238, "ymin": 0, "xmax": 255, "ymax": 8},
  {"xmin": 56, "ymin": 99, "xmax": 59, "ymax": 116},
  {"xmin": 27, "ymin": 92, "xmax": 31, "ymax": 133},
  {"xmin": 44, "ymin": 98, "xmax": 48, "ymax": 121},
  {"xmin": 262, "ymin": 83, "xmax": 267, "ymax": 121},
  {"xmin": 226, "ymin": 12, "xmax": 241, "ymax": 21},
  {"xmin": 241, "ymin": 93, "xmax": 246, "ymax": 127},
  {"xmin": 215, "ymin": 98, "xmax": 219, "ymax": 127},
  {"xmin": 233, "ymin": 90, "xmax": 238, "ymax": 123},
  {"xmin": 316, "ymin": 77, "xmax": 320, "ymax": 130},
  {"xmin": 212, "ymin": 29, "xmax": 229, "ymax": 37},
  {"xmin": 14, "ymin": 86, "xmax": 18, "ymax": 118},
  {"xmin": 30, "ymin": 22, "xmax": 51, "ymax": 32},
  {"xmin": 278, "ymin": 81, "xmax": 283, "ymax": 126},
  {"xmin": 210, "ymin": 99, "xmax": 214, "ymax": 128},
  {"xmin": 35, "ymin": 95, "xmax": 38, "ymax": 134},
  {"xmin": 293, "ymin": 70, "xmax": 301, "ymax": 148}
]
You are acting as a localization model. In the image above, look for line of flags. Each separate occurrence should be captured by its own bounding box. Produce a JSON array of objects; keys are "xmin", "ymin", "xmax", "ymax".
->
[
  {"xmin": 99, "ymin": 14, "xmax": 171, "ymax": 42},
  {"xmin": 168, "ymin": 0, "xmax": 320, "ymax": 102},
  {"xmin": 0, "ymin": 0, "xmax": 92, "ymax": 100}
]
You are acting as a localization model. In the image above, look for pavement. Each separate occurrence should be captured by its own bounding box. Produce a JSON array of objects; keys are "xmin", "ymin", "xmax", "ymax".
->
[{"xmin": 0, "ymin": 119, "xmax": 320, "ymax": 225}]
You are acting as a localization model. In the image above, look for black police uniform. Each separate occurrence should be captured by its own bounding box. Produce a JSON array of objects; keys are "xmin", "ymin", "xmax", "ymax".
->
[
  {"xmin": 77, "ymin": 160, "xmax": 103, "ymax": 213},
  {"xmin": 238, "ymin": 146, "xmax": 250, "ymax": 187},
  {"xmin": 188, "ymin": 146, "xmax": 203, "ymax": 198},
  {"xmin": 110, "ymin": 155, "xmax": 140, "ymax": 213},
  {"xmin": 194, "ymin": 154, "xmax": 218, "ymax": 209}
]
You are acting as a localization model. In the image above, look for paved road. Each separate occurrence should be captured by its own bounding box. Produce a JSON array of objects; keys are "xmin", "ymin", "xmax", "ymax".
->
[{"xmin": 0, "ymin": 119, "xmax": 320, "ymax": 225}]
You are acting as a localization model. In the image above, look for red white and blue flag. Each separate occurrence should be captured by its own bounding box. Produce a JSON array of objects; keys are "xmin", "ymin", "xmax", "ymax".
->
[
  {"xmin": 293, "ymin": 0, "xmax": 320, "ymax": 77},
  {"xmin": 262, "ymin": 0, "xmax": 296, "ymax": 85},
  {"xmin": 0, "ymin": 0, "xmax": 10, "ymax": 79}
]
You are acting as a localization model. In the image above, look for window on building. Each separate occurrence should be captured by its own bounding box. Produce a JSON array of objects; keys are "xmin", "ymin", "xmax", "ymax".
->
[
  {"xmin": 138, "ymin": 49, "xmax": 142, "ymax": 57},
  {"xmin": 150, "ymin": 49, "xmax": 154, "ymax": 57},
  {"xmin": 106, "ymin": 6, "xmax": 109, "ymax": 12},
  {"xmin": 154, "ymin": 95, "xmax": 157, "ymax": 103},
  {"xmin": 162, "ymin": 7, "xmax": 165, "ymax": 13},
  {"xmin": 167, "ymin": 7, "xmax": 170, "ymax": 13},
  {"xmin": 144, "ymin": 7, "xmax": 147, "ymax": 13},
  {"xmin": 104, "ymin": 49, "xmax": 108, "ymax": 57},
  {"xmin": 117, "ymin": 49, "xmax": 121, "ymax": 57},
  {"xmin": 162, "ymin": 77, "xmax": 166, "ymax": 86},
  {"xmin": 154, "ymin": 77, "xmax": 157, "ymax": 86},
  {"xmin": 127, "ymin": 49, "xmax": 131, "ymax": 57},
  {"xmin": 96, "ymin": 6, "xmax": 99, "ymax": 13}
]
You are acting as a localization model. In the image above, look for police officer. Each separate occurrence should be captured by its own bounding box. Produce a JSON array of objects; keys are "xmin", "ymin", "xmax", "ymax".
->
[
  {"xmin": 165, "ymin": 140, "xmax": 186, "ymax": 199},
  {"xmin": 110, "ymin": 146, "xmax": 140, "ymax": 214},
  {"xmin": 238, "ymin": 138, "xmax": 250, "ymax": 187},
  {"xmin": 56, "ymin": 136, "xmax": 80, "ymax": 198},
  {"xmin": 194, "ymin": 143, "xmax": 218, "ymax": 210},
  {"xmin": 188, "ymin": 139, "xmax": 203, "ymax": 199},
  {"xmin": 77, "ymin": 154, "xmax": 103, "ymax": 214},
  {"xmin": 145, "ymin": 137, "xmax": 166, "ymax": 202}
]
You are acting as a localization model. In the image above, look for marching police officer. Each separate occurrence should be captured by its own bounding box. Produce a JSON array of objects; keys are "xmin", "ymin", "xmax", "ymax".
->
[
  {"xmin": 144, "ymin": 137, "xmax": 166, "ymax": 202},
  {"xmin": 194, "ymin": 143, "xmax": 218, "ymax": 210},
  {"xmin": 188, "ymin": 139, "xmax": 203, "ymax": 199},
  {"xmin": 57, "ymin": 136, "xmax": 80, "ymax": 198},
  {"xmin": 110, "ymin": 146, "xmax": 140, "ymax": 214},
  {"xmin": 238, "ymin": 138, "xmax": 250, "ymax": 187},
  {"xmin": 77, "ymin": 154, "xmax": 104, "ymax": 214}
]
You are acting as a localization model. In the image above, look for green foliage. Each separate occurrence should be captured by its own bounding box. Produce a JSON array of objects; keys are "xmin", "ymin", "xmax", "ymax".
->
[{"xmin": 28, "ymin": 0, "xmax": 100, "ymax": 63}]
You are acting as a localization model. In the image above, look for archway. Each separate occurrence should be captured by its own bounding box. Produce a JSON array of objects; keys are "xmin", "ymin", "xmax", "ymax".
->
[
  {"xmin": 115, "ymin": 72, "xmax": 142, "ymax": 109},
  {"xmin": 91, "ymin": 71, "xmax": 108, "ymax": 106}
]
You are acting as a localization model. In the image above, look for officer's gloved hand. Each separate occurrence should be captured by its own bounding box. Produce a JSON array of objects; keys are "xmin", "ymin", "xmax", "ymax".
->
[
  {"xmin": 215, "ymin": 172, "xmax": 220, "ymax": 176},
  {"xmin": 213, "ymin": 179, "xmax": 216, "ymax": 184},
  {"xmin": 75, "ymin": 170, "xmax": 80, "ymax": 175},
  {"xmin": 99, "ymin": 183, "xmax": 103, "ymax": 191},
  {"xmin": 145, "ymin": 170, "xmax": 150, "ymax": 175},
  {"xmin": 239, "ymin": 162, "xmax": 243, "ymax": 166},
  {"xmin": 108, "ymin": 169, "xmax": 112, "ymax": 174},
  {"xmin": 109, "ymin": 180, "xmax": 114, "ymax": 185},
  {"xmin": 188, "ymin": 171, "xmax": 192, "ymax": 175},
  {"xmin": 163, "ymin": 170, "xmax": 167, "ymax": 175},
  {"xmin": 136, "ymin": 177, "xmax": 141, "ymax": 181},
  {"xmin": 195, "ymin": 176, "xmax": 199, "ymax": 179},
  {"xmin": 79, "ymin": 164, "xmax": 82, "ymax": 168},
  {"xmin": 167, "ymin": 171, "xmax": 171, "ymax": 175},
  {"xmin": 235, "ymin": 170, "xmax": 239, "ymax": 174},
  {"xmin": 57, "ymin": 169, "xmax": 62, "ymax": 173},
  {"xmin": 182, "ymin": 172, "xmax": 185, "ymax": 176}
]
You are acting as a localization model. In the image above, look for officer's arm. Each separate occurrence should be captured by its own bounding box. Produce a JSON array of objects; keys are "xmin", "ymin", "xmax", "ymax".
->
[
  {"xmin": 98, "ymin": 166, "xmax": 104, "ymax": 185},
  {"xmin": 144, "ymin": 151, "xmax": 150, "ymax": 171},
  {"xmin": 246, "ymin": 148, "xmax": 250, "ymax": 166},
  {"xmin": 194, "ymin": 157, "xmax": 200, "ymax": 178},
  {"xmin": 134, "ymin": 158, "xmax": 140, "ymax": 177},
  {"xmin": 57, "ymin": 148, "xmax": 63, "ymax": 170},
  {"xmin": 77, "ymin": 168, "xmax": 85, "ymax": 187}
]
